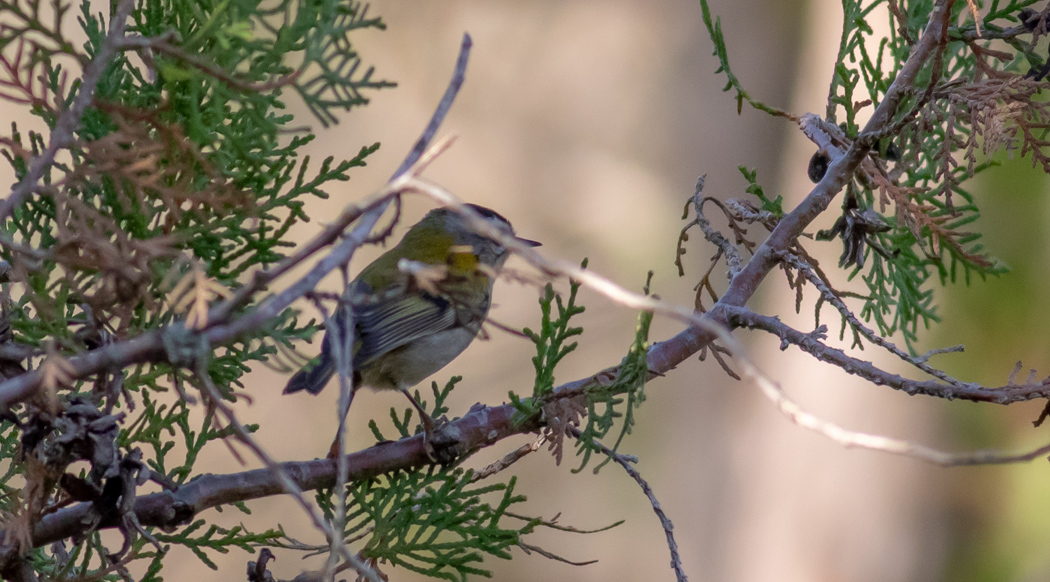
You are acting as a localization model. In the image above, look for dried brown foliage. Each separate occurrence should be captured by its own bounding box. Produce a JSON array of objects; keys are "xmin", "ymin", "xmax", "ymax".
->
[
  {"xmin": 5, "ymin": 105, "xmax": 257, "ymax": 333},
  {"xmin": 542, "ymin": 395, "xmax": 586, "ymax": 466}
]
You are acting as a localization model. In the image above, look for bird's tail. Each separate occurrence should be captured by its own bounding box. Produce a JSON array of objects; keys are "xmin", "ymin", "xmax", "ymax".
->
[{"xmin": 283, "ymin": 335, "xmax": 336, "ymax": 395}]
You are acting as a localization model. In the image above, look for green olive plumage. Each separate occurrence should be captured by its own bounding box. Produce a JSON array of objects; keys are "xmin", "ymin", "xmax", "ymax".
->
[{"xmin": 283, "ymin": 204, "xmax": 539, "ymax": 397}]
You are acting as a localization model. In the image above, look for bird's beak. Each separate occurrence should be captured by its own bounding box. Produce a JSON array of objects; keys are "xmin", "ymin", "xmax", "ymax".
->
[{"xmin": 516, "ymin": 236, "xmax": 542, "ymax": 247}]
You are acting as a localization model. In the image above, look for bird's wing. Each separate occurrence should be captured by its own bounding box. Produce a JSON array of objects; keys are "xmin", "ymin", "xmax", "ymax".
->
[{"xmin": 353, "ymin": 292, "xmax": 457, "ymax": 364}]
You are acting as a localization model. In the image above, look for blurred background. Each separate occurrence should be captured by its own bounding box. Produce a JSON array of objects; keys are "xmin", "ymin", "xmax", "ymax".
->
[
  {"xmin": 6, "ymin": 0, "xmax": 1050, "ymax": 580},
  {"xmin": 182, "ymin": 0, "xmax": 1050, "ymax": 581}
]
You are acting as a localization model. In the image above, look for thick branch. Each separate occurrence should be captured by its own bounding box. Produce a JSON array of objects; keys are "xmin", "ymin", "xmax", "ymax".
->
[
  {"xmin": 11, "ymin": 292, "xmax": 1050, "ymax": 571},
  {"xmin": 7, "ymin": 398, "xmax": 526, "ymax": 566}
]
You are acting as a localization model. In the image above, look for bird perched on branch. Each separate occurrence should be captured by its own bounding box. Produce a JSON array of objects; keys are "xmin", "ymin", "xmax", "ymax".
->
[{"xmin": 284, "ymin": 203, "xmax": 539, "ymax": 445}]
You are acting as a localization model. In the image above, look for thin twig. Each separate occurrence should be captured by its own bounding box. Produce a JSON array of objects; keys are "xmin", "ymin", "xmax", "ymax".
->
[
  {"xmin": 517, "ymin": 541, "xmax": 597, "ymax": 567},
  {"xmin": 690, "ymin": 176, "xmax": 743, "ymax": 277},
  {"xmin": 470, "ymin": 435, "xmax": 545, "ymax": 483},
  {"xmin": 118, "ymin": 33, "xmax": 301, "ymax": 92},
  {"xmin": 570, "ymin": 427, "xmax": 687, "ymax": 582},
  {"xmin": 503, "ymin": 511, "xmax": 624, "ymax": 534},
  {"xmin": 209, "ymin": 34, "xmax": 472, "ymax": 324},
  {"xmin": 393, "ymin": 35, "xmax": 472, "ymax": 180},
  {"xmin": 781, "ymin": 250, "xmax": 970, "ymax": 387},
  {"xmin": 327, "ymin": 297, "xmax": 353, "ymax": 581},
  {"xmin": 0, "ymin": 0, "xmax": 136, "ymax": 222}
]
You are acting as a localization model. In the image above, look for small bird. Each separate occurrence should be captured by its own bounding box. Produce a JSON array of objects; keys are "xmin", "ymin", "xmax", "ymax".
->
[{"xmin": 284, "ymin": 203, "xmax": 539, "ymax": 438}]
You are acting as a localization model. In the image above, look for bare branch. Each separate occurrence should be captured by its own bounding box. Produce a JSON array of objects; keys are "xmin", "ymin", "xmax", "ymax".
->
[
  {"xmin": 723, "ymin": 306, "xmax": 1050, "ymax": 466},
  {"xmin": 470, "ymin": 435, "xmax": 545, "ymax": 483},
  {"xmin": 781, "ymin": 250, "xmax": 970, "ymax": 387},
  {"xmin": 6, "ymin": 398, "xmax": 524, "ymax": 566},
  {"xmin": 517, "ymin": 541, "xmax": 597, "ymax": 567},
  {"xmin": 570, "ymin": 427, "xmax": 687, "ymax": 582},
  {"xmin": 647, "ymin": 0, "xmax": 960, "ymax": 377},
  {"xmin": 679, "ymin": 175, "xmax": 745, "ymax": 278},
  {"xmin": 327, "ymin": 293, "xmax": 354, "ymax": 580},
  {"xmin": 723, "ymin": 304, "xmax": 1050, "ymax": 403}
]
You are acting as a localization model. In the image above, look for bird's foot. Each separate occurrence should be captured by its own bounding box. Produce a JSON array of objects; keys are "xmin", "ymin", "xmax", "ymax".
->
[
  {"xmin": 400, "ymin": 389, "xmax": 458, "ymax": 464},
  {"xmin": 420, "ymin": 414, "xmax": 462, "ymax": 465}
]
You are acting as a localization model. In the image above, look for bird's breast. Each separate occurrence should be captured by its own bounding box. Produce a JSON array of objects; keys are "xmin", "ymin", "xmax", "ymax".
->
[{"xmin": 357, "ymin": 326, "xmax": 481, "ymax": 391}]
